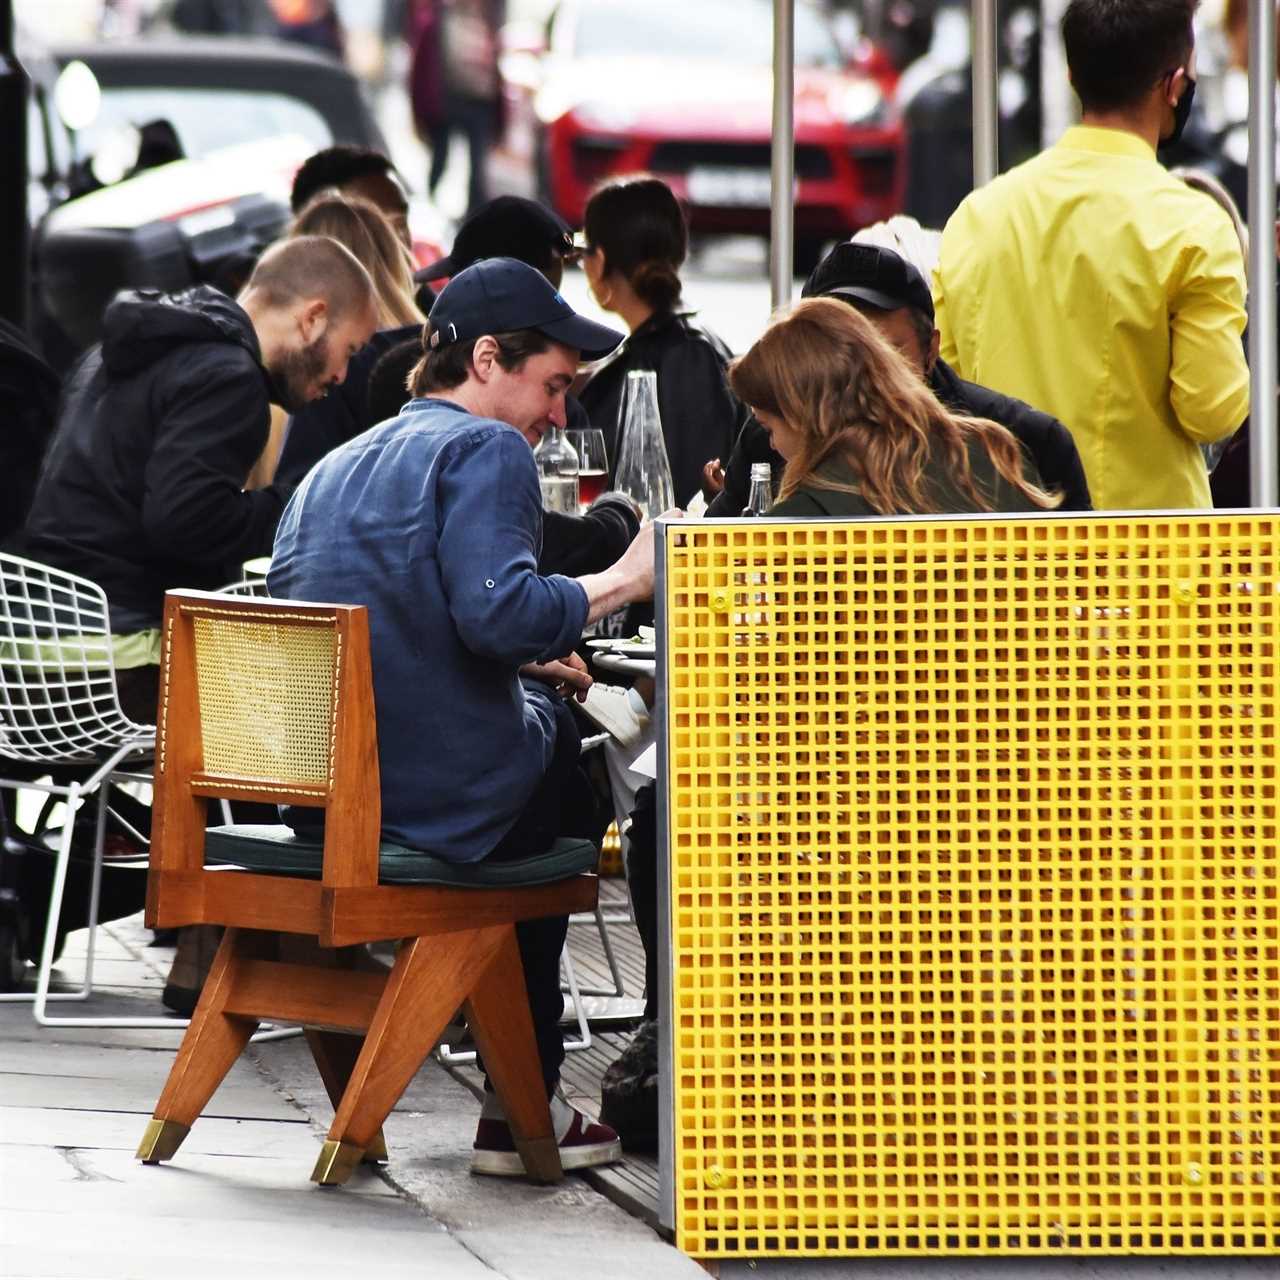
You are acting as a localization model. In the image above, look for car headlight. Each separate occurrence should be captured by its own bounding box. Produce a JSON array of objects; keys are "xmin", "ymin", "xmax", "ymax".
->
[{"xmin": 835, "ymin": 80, "xmax": 884, "ymax": 127}]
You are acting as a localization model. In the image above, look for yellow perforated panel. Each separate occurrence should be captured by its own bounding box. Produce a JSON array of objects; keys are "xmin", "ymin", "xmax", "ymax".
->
[
  {"xmin": 192, "ymin": 612, "xmax": 336, "ymax": 786},
  {"xmin": 663, "ymin": 516, "xmax": 1280, "ymax": 1259}
]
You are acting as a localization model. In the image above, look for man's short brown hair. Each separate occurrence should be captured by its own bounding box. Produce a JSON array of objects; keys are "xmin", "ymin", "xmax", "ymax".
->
[
  {"xmin": 246, "ymin": 235, "xmax": 375, "ymax": 321},
  {"xmin": 409, "ymin": 327, "xmax": 553, "ymax": 396}
]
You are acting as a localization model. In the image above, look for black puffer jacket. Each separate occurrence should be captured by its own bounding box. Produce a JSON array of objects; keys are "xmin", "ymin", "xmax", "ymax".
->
[
  {"xmin": 21, "ymin": 287, "xmax": 288, "ymax": 632},
  {"xmin": 708, "ymin": 356, "xmax": 1091, "ymax": 516},
  {"xmin": 577, "ymin": 309, "xmax": 749, "ymax": 507}
]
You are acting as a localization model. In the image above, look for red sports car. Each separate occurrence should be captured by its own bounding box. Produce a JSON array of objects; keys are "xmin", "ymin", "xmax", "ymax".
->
[{"xmin": 519, "ymin": 0, "xmax": 904, "ymax": 264}]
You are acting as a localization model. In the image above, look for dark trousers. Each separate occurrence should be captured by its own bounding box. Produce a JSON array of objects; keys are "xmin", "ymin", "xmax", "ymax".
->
[
  {"xmin": 481, "ymin": 693, "xmax": 597, "ymax": 1093},
  {"xmin": 426, "ymin": 95, "xmax": 495, "ymax": 216}
]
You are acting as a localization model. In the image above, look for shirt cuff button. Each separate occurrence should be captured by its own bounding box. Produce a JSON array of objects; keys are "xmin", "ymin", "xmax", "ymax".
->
[{"xmin": 485, "ymin": 578, "xmax": 495, "ymax": 588}]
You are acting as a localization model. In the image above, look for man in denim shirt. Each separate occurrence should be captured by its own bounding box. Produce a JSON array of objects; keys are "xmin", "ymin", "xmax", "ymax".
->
[{"xmin": 270, "ymin": 258, "xmax": 657, "ymax": 1175}]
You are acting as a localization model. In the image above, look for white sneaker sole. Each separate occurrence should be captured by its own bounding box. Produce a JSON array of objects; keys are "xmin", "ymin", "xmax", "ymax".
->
[{"xmin": 470, "ymin": 1137, "xmax": 623, "ymax": 1177}]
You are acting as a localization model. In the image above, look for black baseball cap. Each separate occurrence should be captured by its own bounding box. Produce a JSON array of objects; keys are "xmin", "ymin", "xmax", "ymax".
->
[
  {"xmin": 418, "ymin": 196, "xmax": 576, "ymax": 282},
  {"xmin": 801, "ymin": 242, "xmax": 935, "ymax": 322},
  {"xmin": 427, "ymin": 257, "xmax": 623, "ymax": 360}
]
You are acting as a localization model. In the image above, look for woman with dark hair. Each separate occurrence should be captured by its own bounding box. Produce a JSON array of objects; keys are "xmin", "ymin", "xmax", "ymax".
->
[
  {"xmin": 729, "ymin": 298, "xmax": 1059, "ymax": 517},
  {"xmin": 577, "ymin": 176, "xmax": 748, "ymax": 505}
]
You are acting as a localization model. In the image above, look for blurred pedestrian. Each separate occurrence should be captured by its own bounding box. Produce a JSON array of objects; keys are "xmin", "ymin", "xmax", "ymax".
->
[
  {"xmin": 576, "ymin": 176, "xmax": 748, "ymax": 507},
  {"xmin": 934, "ymin": 0, "xmax": 1249, "ymax": 510},
  {"xmin": 268, "ymin": 0, "xmax": 344, "ymax": 59},
  {"xmin": 409, "ymin": 0, "xmax": 506, "ymax": 216}
]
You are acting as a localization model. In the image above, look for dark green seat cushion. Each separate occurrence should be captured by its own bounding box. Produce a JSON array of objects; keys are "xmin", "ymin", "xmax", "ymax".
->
[{"xmin": 204, "ymin": 825, "xmax": 598, "ymax": 888}]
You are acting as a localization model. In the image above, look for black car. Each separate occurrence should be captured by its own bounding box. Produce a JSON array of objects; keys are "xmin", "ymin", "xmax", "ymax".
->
[{"xmin": 24, "ymin": 37, "xmax": 388, "ymax": 365}]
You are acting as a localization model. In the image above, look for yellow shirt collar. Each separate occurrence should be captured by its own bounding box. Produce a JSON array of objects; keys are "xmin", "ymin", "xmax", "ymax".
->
[{"xmin": 1057, "ymin": 124, "xmax": 1157, "ymax": 161}]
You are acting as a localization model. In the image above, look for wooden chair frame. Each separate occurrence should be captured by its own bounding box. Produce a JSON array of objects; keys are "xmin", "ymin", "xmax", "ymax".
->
[{"xmin": 138, "ymin": 590, "xmax": 597, "ymax": 1186}]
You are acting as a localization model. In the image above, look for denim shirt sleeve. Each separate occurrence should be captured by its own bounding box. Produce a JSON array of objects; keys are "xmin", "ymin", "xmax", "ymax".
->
[{"xmin": 436, "ymin": 426, "xmax": 589, "ymax": 663}]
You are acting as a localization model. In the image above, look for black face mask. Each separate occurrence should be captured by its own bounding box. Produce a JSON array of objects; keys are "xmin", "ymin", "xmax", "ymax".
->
[{"xmin": 1161, "ymin": 74, "xmax": 1197, "ymax": 149}]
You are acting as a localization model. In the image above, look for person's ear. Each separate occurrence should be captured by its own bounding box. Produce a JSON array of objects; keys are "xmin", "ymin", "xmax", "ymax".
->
[
  {"xmin": 298, "ymin": 298, "xmax": 329, "ymax": 344},
  {"xmin": 1166, "ymin": 66, "xmax": 1187, "ymax": 107},
  {"xmin": 470, "ymin": 335, "xmax": 500, "ymax": 381},
  {"xmin": 927, "ymin": 328, "xmax": 941, "ymax": 375}
]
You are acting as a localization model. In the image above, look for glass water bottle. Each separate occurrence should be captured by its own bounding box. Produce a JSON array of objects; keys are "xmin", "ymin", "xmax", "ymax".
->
[
  {"xmin": 534, "ymin": 426, "xmax": 580, "ymax": 513},
  {"xmin": 613, "ymin": 370, "xmax": 675, "ymax": 519},
  {"xmin": 741, "ymin": 462, "xmax": 774, "ymax": 516}
]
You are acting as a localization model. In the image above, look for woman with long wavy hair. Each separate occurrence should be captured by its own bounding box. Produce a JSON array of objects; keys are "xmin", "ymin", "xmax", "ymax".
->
[{"xmin": 728, "ymin": 298, "xmax": 1060, "ymax": 518}]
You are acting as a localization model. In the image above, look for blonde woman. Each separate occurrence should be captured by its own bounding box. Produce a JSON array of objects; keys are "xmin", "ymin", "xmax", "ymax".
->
[
  {"xmin": 268, "ymin": 196, "xmax": 428, "ymax": 488},
  {"xmin": 290, "ymin": 193, "xmax": 423, "ymax": 328},
  {"xmin": 728, "ymin": 298, "xmax": 1060, "ymax": 518}
]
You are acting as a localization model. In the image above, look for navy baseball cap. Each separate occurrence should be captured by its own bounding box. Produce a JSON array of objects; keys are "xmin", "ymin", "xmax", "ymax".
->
[
  {"xmin": 427, "ymin": 258, "xmax": 623, "ymax": 360},
  {"xmin": 417, "ymin": 196, "xmax": 576, "ymax": 282},
  {"xmin": 802, "ymin": 242, "xmax": 935, "ymax": 322}
]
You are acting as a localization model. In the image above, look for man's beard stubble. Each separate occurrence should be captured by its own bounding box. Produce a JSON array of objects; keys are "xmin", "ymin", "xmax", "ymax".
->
[{"xmin": 268, "ymin": 333, "xmax": 331, "ymax": 413}]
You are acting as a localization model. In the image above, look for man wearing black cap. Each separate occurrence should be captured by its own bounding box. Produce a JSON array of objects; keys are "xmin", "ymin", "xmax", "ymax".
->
[
  {"xmin": 417, "ymin": 195, "xmax": 578, "ymax": 291},
  {"xmin": 707, "ymin": 242, "xmax": 1091, "ymax": 516},
  {"xmin": 269, "ymin": 258, "xmax": 658, "ymax": 1177}
]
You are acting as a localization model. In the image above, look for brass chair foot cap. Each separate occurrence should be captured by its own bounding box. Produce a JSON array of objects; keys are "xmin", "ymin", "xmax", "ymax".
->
[
  {"xmin": 516, "ymin": 1136, "xmax": 563, "ymax": 1184},
  {"xmin": 363, "ymin": 1131, "xmax": 389, "ymax": 1164},
  {"xmin": 312, "ymin": 1139, "xmax": 364, "ymax": 1186},
  {"xmin": 137, "ymin": 1118, "xmax": 189, "ymax": 1164}
]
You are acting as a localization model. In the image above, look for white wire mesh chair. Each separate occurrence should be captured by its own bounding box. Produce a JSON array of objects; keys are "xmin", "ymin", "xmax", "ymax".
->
[{"xmin": 0, "ymin": 552, "xmax": 158, "ymax": 1026}]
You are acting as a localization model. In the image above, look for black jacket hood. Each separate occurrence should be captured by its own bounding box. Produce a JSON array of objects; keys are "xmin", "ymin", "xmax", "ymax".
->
[{"xmin": 101, "ymin": 285, "xmax": 261, "ymax": 377}]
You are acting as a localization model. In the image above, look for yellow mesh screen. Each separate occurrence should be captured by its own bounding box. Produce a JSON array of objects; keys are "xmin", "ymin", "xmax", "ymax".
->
[
  {"xmin": 663, "ymin": 517, "xmax": 1280, "ymax": 1259},
  {"xmin": 191, "ymin": 610, "xmax": 337, "ymax": 789}
]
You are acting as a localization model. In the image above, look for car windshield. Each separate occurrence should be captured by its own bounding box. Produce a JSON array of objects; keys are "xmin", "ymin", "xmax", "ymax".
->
[
  {"xmin": 571, "ymin": 0, "xmax": 842, "ymax": 68},
  {"xmin": 73, "ymin": 86, "xmax": 333, "ymax": 161}
]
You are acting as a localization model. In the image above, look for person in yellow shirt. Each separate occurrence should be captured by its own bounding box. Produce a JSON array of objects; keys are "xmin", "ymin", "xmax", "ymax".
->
[{"xmin": 933, "ymin": 0, "xmax": 1249, "ymax": 511}]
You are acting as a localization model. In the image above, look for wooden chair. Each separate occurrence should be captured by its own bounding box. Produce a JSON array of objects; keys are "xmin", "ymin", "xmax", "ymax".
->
[{"xmin": 136, "ymin": 589, "xmax": 598, "ymax": 1186}]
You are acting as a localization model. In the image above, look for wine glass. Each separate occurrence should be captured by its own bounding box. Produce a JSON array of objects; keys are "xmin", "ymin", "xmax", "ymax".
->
[{"xmin": 566, "ymin": 429, "xmax": 609, "ymax": 510}]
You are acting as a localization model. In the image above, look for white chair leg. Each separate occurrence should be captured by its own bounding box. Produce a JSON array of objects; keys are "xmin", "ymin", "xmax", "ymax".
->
[{"xmin": 558, "ymin": 943, "xmax": 591, "ymax": 1053}]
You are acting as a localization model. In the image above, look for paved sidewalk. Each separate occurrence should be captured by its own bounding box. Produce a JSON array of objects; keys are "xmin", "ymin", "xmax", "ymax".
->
[{"xmin": 0, "ymin": 917, "xmax": 703, "ymax": 1280}]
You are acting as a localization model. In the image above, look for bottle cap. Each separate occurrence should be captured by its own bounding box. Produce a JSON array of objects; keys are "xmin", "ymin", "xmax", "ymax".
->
[{"xmin": 750, "ymin": 463, "xmax": 772, "ymax": 481}]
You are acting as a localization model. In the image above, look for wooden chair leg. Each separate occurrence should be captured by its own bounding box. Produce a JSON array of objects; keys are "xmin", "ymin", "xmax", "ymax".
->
[
  {"xmin": 303, "ymin": 1029, "xmax": 388, "ymax": 1163},
  {"xmin": 464, "ymin": 925, "xmax": 562, "ymax": 1185},
  {"xmin": 137, "ymin": 928, "xmax": 263, "ymax": 1165},
  {"xmin": 313, "ymin": 925, "xmax": 509, "ymax": 1187}
]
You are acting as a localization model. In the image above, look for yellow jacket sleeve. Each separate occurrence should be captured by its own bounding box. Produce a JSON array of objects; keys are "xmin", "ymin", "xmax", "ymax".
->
[{"xmin": 1168, "ymin": 211, "xmax": 1250, "ymax": 445}]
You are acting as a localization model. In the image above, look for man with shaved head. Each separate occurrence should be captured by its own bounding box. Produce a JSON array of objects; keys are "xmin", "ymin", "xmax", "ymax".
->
[{"xmin": 21, "ymin": 234, "xmax": 379, "ymax": 724}]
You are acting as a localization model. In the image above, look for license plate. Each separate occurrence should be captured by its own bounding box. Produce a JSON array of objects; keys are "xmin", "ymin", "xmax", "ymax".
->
[{"xmin": 686, "ymin": 166, "xmax": 774, "ymax": 208}]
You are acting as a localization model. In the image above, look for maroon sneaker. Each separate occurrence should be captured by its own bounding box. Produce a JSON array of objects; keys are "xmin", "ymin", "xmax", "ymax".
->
[{"xmin": 471, "ymin": 1103, "xmax": 622, "ymax": 1177}]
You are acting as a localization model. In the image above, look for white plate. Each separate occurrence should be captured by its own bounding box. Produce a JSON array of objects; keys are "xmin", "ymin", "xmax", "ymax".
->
[{"xmin": 586, "ymin": 637, "xmax": 656, "ymax": 657}]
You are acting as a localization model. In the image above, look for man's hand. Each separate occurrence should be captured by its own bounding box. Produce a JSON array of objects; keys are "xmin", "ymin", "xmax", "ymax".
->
[
  {"xmin": 575, "ymin": 509, "xmax": 683, "ymax": 623},
  {"xmin": 521, "ymin": 650, "xmax": 593, "ymax": 702},
  {"xmin": 702, "ymin": 458, "xmax": 725, "ymax": 496}
]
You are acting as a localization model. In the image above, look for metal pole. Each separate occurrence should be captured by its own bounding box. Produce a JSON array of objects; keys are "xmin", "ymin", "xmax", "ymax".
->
[
  {"xmin": 1249, "ymin": 0, "xmax": 1278, "ymax": 507},
  {"xmin": 971, "ymin": 0, "xmax": 999, "ymax": 187},
  {"xmin": 0, "ymin": 0, "xmax": 29, "ymax": 328},
  {"xmin": 769, "ymin": 0, "xmax": 795, "ymax": 309}
]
